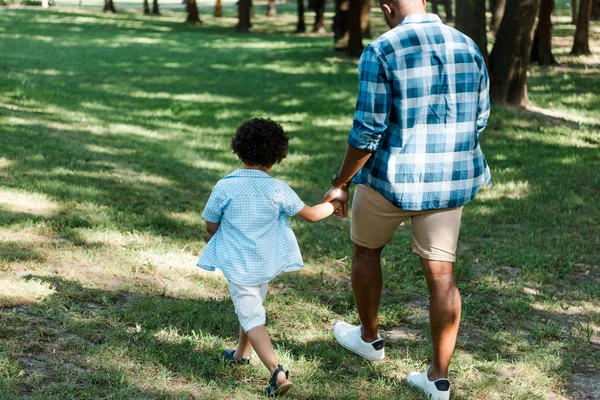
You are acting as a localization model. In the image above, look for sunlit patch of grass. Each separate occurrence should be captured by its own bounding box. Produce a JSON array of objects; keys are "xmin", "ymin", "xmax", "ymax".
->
[
  {"xmin": 0, "ymin": 188, "xmax": 60, "ymax": 217},
  {"xmin": 0, "ymin": 276, "xmax": 56, "ymax": 307}
]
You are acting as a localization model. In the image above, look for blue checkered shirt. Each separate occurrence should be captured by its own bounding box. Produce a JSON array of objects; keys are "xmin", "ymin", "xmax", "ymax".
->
[
  {"xmin": 349, "ymin": 13, "xmax": 491, "ymax": 210},
  {"xmin": 197, "ymin": 169, "xmax": 305, "ymax": 286}
]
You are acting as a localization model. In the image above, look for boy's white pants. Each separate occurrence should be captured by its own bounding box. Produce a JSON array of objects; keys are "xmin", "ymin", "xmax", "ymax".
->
[{"xmin": 228, "ymin": 281, "xmax": 269, "ymax": 332}]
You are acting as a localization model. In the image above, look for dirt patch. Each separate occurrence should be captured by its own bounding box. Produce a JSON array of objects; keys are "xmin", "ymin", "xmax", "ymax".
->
[
  {"xmin": 382, "ymin": 326, "xmax": 423, "ymax": 342},
  {"xmin": 570, "ymin": 373, "xmax": 600, "ymax": 400}
]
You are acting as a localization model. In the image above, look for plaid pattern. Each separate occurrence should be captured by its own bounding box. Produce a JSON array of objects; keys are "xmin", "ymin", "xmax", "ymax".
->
[
  {"xmin": 349, "ymin": 13, "xmax": 491, "ymax": 211},
  {"xmin": 197, "ymin": 169, "xmax": 305, "ymax": 286}
]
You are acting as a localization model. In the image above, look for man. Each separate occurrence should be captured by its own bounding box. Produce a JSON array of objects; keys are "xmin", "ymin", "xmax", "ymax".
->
[{"xmin": 322, "ymin": 0, "xmax": 491, "ymax": 399}]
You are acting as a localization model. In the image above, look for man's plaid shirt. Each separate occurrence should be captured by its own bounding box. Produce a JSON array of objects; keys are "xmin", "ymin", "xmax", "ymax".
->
[{"xmin": 349, "ymin": 13, "xmax": 491, "ymax": 210}]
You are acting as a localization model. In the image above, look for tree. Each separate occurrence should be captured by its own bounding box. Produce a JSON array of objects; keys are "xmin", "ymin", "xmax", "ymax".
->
[
  {"xmin": 103, "ymin": 0, "xmax": 116, "ymax": 13},
  {"xmin": 571, "ymin": 0, "xmax": 577, "ymax": 24},
  {"xmin": 185, "ymin": 0, "xmax": 201, "ymax": 24},
  {"xmin": 297, "ymin": 0, "xmax": 306, "ymax": 32},
  {"xmin": 267, "ymin": 0, "xmax": 276, "ymax": 17},
  {"xmin": 572, "ymin": 0, "xmax": 593, "ymax": 54},
  {"xmin": 531, "ymin": 0, "xmax": 557, "ymax": 65},
  {"xmin": 360, "ymin": 0, "xmax": 371, "ymax": 38},
  {"xmin": 313, "ymin": 0, "xmax": 326, "ymax": 33},
  {"xmin": 490, "ymin": 0, "xmax": 506, "ymax": 33},
  {"xmin": 215, "ymin": 0, "xmax": 222, "ymax": 17},
  {"xmin": 592, "ymin": 0, "xmax": 600, "ymax": 20},
  {"xmin": 488, "ymin": 0, "xmax": 541, "ymax": 106},
  {"xmin": 152, "ymin": 0, "xmax": 159, "ymax": 14},
  {"xmin": 333, "ymin": 0, "xmax": 351, "ymax": 49},
  {"xmin": 455, "ymin": 0, "xmax": 488, "ymax": 63},
  {"xmin": 143, "ymin": 0, "xmax": 150, "ymax": 13},
  {"xmin": 237, "ymin": 0, "xmax": 251, "ymax": 32},
  {"xmin": 431, "ymin": 0, "xmax": 453, "ymax": 22},
  {"xmin": 347, "ymin": 0, "xmax": 363, "ymax": 56}
]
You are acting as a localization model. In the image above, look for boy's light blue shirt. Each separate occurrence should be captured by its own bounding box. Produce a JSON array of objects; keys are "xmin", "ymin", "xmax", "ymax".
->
[{"xmin": 197, "ymin": 169, "xmax": 305, "ymax": 286}]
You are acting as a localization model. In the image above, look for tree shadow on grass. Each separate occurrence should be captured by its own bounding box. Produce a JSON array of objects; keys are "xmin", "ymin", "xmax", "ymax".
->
[{"xmin": 1, "ymin": 274, "xmax": 426, "ymax": 399}]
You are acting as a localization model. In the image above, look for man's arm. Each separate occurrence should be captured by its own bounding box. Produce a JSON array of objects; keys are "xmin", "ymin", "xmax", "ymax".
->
[
  {"xmin": 476, "ymin": 57, "xmax": 490, "ymax": 135},
  {"xmin": 323, "ymin": 146, "xmax": 373, "ymax": 217},
  {"xmin": 323, "ymin": 44, "xmax": 391, "ymax": 217},
  {"xmin": 205, "ymin": 221, "xmax": 219, "ymax": 239}
]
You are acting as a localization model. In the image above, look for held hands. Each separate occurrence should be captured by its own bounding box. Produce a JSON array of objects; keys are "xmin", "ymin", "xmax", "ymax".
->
[{"xmin": 322, "ymin": 185, "xmax": 350, "ymax": 218}]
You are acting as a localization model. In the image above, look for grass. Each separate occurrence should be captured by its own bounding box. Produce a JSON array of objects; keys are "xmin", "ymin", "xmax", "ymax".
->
[{"xmin": 0, "ymin": 2, "xmax": 599, "ymax": 399}]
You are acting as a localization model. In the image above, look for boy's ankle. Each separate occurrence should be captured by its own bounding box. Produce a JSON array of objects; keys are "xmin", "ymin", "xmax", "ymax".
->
[
  {"xmin": 275, "ymin": 370, "xmax": 290, "ymax": 384},
  {"xmin": 234, "ymin": 350, "xmax": 249, "ymax": 359}
]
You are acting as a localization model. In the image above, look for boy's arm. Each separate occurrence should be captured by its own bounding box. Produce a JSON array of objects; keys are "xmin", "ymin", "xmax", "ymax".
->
[
  {"xmin": 205, "ymin": 221, "xmax": 220, "ymax": 239},
  {"xmin": 295, "ymin": 200, "xmax": 342, "ymax": 223}
]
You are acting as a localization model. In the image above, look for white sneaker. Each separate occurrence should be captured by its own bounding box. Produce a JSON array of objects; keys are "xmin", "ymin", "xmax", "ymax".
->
[
  {"xmin": 407, "ymin": 368, "xmax": 450, "ymax": 400},
  {"xmin": 333, "ymin": 322, "xmax": 385, "ymax": 361}
]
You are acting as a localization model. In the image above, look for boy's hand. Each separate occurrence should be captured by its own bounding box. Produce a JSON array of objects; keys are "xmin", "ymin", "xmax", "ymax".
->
[
  {"xmin": 330, "ymin": 200, "xmax": 344, "ymax": 219},
  {"xmin": 322, "ymin": 186, "xmax": 350, "ymax": 218}
]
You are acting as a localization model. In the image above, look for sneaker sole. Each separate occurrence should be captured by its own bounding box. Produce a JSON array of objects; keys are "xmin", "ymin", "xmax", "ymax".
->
[
  {"xmin": 334, "ymin": 330, "xmax": 385, "ymax": 361},
  {"xmin": 407, "ymin": 377, "xmax": 449, "ymax": 400}
]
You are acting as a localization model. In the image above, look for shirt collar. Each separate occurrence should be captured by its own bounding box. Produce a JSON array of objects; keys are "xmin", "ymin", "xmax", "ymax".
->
[
  {"xmin": 226, "ymin": 169, "xmax": 271, "ymax": 178},
  {"xmin": 399, "ymin": 13, "xmax": 442, "ymax": 26}
]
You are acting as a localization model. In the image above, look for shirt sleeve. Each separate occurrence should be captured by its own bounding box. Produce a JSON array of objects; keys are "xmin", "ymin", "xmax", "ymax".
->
[
  {"xmin": 202, "ymin": 185, "xmax": 227, "ymax": 223},
  {"xmin": 348, "ymin": 44, "xmax": 392, "ymax": 152},
  {"xmin": 278, "ymin": 182, "xmax": 305, "ymax": 217},
  {"xmin": 476, "ymin": 55, "xmax": 490, "ymax": 136}
]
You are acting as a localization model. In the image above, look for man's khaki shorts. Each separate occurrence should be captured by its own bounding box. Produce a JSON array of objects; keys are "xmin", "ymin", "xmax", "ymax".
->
[{"xmin": 351, "ymin": 184, "xmax": 463, "ymax": 262}]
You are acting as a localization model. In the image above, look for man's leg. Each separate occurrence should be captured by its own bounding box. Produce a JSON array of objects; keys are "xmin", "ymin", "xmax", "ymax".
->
[
  {"xmin": 335, "ymin": 184, "xmax": 405, "ymax": 360},
  {"xmin": 421, "ymin": 258, "xmax": 461, "ymax": 380},
  {"xmin": 352, "ymin": 243, "xmax": 384, "ymax": 342}
]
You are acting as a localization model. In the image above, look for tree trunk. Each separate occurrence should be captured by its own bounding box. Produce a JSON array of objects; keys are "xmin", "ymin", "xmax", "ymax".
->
[
  {"xmin": 333, "ymin": 0, "xmax": 350, "ymax": 49},
  {"xmin": 347, "ymin": 0, "xmax": 363, "ymax": 56},
  {"xmin": 185, "ymin": 0, "xmax": 201, "ymax": 24},
  {"xmin": 237, "ymin": 0, "xmax": 251, "ymax": 32},
  {"xmin": 143, "ymin": 0, "xmax": 150, "ymax": 14},
  {"xmin": 152, "ymin": 0, "xmax": 159, "ymax": 14},
  {"xmin": 489, "ymin": 0, "xmax": 541, "ymax": 106},
  {"xmin": 571, "ymin": 0, "xmax": 577, "ymax": 24},
  {"xmin": 531, "ymin": 0, "xmax": 557, "ymax": 65},
  {"xmin": 297, "ymin": 0, "xmax": 307, "ymax": 32},
  {"xmin": 430, "ymin": 0, "xmax": 452, "ymax": 21},
  {"xmin": 592, "ymin": 0, "xmax": 600, "ymax": 20},
  {"xmin": 572, "ymin": 0, "xmax": 593, "ymax": 54},
  {"xmin": 443, "ymin": 0, "xmax": 453, "ymax": 21},
  {"xmin": 490, "ymin": 0, "xmax": 506, "ymax": 33},
  {"xmin": 313, "ymin": 0, "xmax": 326, "ymax": 33},
  {"xmin": 360, "ymin": 0, "xmax": 371, "ymax": 38},
  {"xmin": 103, "ymin": 0, "xmax": 116, "ymax": 13},
  {"xmin": 214, "ymin": 0, "xmax": 222, "ymax": 17},
  {"xmin": 455, "ymin": 0, "xmax": 488, "ymax": 63},
  {"xmin": 267, "ymin": 0, "xmax": 277, "ymax": 17}
]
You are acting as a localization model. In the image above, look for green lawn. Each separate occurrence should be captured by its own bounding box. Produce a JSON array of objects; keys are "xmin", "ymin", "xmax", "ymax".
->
[{"xmin": 0, "ymin": 3, "xmax": 599, "ymax": 399}]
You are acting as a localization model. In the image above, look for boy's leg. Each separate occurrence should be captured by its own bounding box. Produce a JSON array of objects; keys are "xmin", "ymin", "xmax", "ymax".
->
[
  {"xmin": 246, "ymin": 325, "xmax": 289, "ymax": 384},
  {"xmin": 234, "ymin": 326, "xmax": 252, "ymax": 359},
  {"xmin": 229, "ymin": 281, "xmax": 290, "ymax": 385}
]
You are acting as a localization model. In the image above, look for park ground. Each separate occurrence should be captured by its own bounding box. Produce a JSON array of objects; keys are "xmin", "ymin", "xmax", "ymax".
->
[{"xmin": 0, "ymin": 2, "xmax": 599, "ymax": 399}]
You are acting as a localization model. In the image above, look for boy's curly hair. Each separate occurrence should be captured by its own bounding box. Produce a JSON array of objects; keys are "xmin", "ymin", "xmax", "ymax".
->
[{"xmin": 231, "ymin": 118, "xmax": 289, "ymax": 167}]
